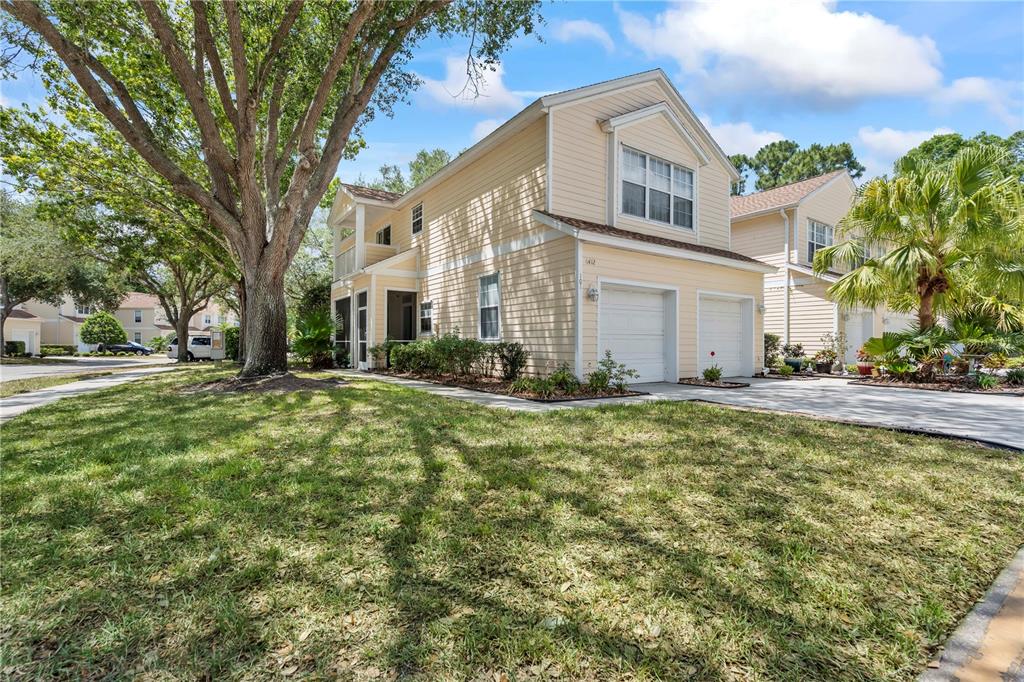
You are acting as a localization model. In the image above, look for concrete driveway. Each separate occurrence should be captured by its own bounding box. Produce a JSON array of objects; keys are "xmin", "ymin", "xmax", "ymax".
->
[
  {"xmin": 343, "ymin": 372, "xmax": 1023, "ymax": 450},
  {"xmin": 0, "ymin": 356, "xmax": 174, "ymax": 381}
]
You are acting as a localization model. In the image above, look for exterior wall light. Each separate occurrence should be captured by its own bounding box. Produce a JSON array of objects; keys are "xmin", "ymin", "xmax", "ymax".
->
[{"xmin": 587, "ymin": 287, "xmax": 600, "ymax": 301}]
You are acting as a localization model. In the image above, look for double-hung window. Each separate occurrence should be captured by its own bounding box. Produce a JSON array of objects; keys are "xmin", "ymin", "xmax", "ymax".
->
[
  {"xmin": 76, "ymin": 304, "xmax": 93, "ymax": 316},
  {"xmin": 807, "ymin": 219, "xmax": 834, "ymax": 263},
  {"xmin": 376, "ymin": 225, "xmax": 391, "ymax": 245},
  {"xmin": 419, "ymin": 302, "xmax": 433, "ymax": 334},
  {"xmin": 203, "ymin": 314, "xmax": 212, "ymax": 326},
  {"xmin": 478, "ymin": 273, "xmax": 500, "ymax": 340},
  {"xmin": 134, "ymin": 309, "xmax": 142, "ymax": 323},
  {"xmin": 411, "ymin": 204, "xmax": 423, "ymax": 235},
  {"xmin": 621, "ymin": 146, "xmax": 695, "ymax": 229}
]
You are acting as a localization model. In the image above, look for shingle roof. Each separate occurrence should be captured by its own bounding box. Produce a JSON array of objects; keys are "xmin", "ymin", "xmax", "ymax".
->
[
  {"xmin": 62, "ymin": 315, "xmax": 87, "ymax": 324},
  {"xmin": 7, "ymin": 309, "xmax": 39, "ymax": 320},
  {"xmin": 536, "ymin": 210, "xmax": 768, "ymax": 266},
  {"xmin": 120, "ymin": 292, "xmax": 160, "ymax": 309},
  {"xmin": 342, "ymin": 183, "xmax": 402, "ymax": 203},
  {"xmin": 730, "ymin": 170, "xmax": 847, "ymax": 219}
]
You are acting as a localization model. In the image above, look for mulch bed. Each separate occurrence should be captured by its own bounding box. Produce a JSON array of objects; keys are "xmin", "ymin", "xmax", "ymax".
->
[
  {"xmin": 182, "ymin": 373, "xmax": 347, "ymax": 394},
  {"xmin": 761, "ymin": 374, "xmax": 820, "ymax": 381},
  {"xmin": 372, "ymin": 370, "xmax": 645, "ymax": 403},
  {"xmin": 678, "ymin": 378, "xmax": 750, "ymax": 389},
  {"xmin": 848, "ymin": 377, "xmax": 1024, "ymax": 396}
]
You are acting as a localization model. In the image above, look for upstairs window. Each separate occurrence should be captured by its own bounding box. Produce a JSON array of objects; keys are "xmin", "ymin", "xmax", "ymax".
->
[
  {"xmin": 621, "ymin": 146, "xmax": 694, "ymax": 229},
  {"xmin": 134, "ymin": 309, "xmax": 142, "ymax": 323},
  {"xmin": 76, "ymin": 304, "xmax": 94, "ymax": 316},
  {"xmin": 479, "ymin": 273, "xmax": 500, "ymax": 340},
  {"xmin": 376, "ymin": 225, "xmax": 391, "ymax": 245},
  {"xmin": 419, "ymin": 301, "xmax": 433, "ymax": 334},
  {"xmin": 411, "ymin": 204, "xmax": 423, "ymax": 235},
  {"xmin": 807, "ymin": 219, "xmax": 834, "ymax": 263},
  {"xmin": 203, "ymin": 314, "xmax": 212, "ymax": 326}
]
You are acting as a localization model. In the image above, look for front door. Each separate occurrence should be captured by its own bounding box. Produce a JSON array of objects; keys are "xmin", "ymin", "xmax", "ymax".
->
[
  {"xmin": 356, "ymin": 291, "xmax": 368, "ymax": 370},
  {"xmin": 334, "ymin": 296, "xmax": 351, "ymax": 366}
]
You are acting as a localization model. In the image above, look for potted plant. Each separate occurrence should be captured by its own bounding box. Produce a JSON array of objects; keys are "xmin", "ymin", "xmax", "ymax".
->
[
  {"xmin": 782, "ymin": 343, "xmax": 804, "ymax": 372},
  {"xmin": 813, "ymin": 347, "xmax": 837, "ymax": 374},
  {"xmin": 855, "ymin": 347, "xmax": 874, "ymax": 376}
]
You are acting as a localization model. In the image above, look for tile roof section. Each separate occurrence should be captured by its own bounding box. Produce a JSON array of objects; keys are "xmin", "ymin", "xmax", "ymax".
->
[
  {"xmin": 8, "ymin": 309, "xmax": 39, "ymax": 320},
  {"xmin": 730, "ymin": 170, "xmax": 847, "ymax": 219},
  {"xmin": 342, "ymin": 183, "xmax": 402, "ymax": 203},
  {"xmin": 536, "ymin": 210, "xmax": 767, "ymax": 266}
]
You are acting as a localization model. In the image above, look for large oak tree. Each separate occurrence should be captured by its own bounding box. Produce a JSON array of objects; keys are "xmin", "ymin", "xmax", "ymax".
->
[{"xmin": 1, "ymin": 0, "xmax": 541, "ymax": 375}]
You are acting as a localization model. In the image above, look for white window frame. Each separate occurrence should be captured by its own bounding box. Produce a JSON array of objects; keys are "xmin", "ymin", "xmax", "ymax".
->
[
  {"xmin": 134, "ymin": 309, "xmax": 142, "ymax": 323},
  {"xmin": 76, "ymin": 304, "xmax": 93, "ymax": 316},
  {"xmin": 411, "ymin": 204, "xmax": 423, "ymax": 235},
  {"xmin": 133, "ymin": 331, "xmax": 142, "ymax": 343},
  {"xmin": 807, "ymin": 219, "xmax": 834, "ymax": 264},
  {"xmin": 376, "ymin": 224, "xmax": 391, "ymax": 245},
  {"xmin": 478, "ymin": 272, "xmax": 501, "ymax": 341},
  {"xmin": 203, "ymin": 314, "xmax": 212, "ymax": 326},
  {"xmin": 419, "ymin": 301, "xmax": 433, "ymax": 336},
  {"xmin": 619, "ymin": 145, "xmax": 696, "ymax": 231}
]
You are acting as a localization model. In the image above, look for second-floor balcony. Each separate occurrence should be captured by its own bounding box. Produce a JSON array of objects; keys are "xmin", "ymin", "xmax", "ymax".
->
[{"xmin": 334, "ymin": 242, "xmax": 400, "ymax": 281}]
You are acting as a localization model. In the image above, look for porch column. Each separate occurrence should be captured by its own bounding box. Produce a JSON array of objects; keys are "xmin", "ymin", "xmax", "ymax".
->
[{"xmin": 354, "ymin": 204, "xmax": 366, "ymax": 270}]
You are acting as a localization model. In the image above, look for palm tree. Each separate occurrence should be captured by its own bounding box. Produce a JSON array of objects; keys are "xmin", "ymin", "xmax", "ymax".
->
[{"xmin": 814, "ymin": 146, "xmax": 1023, "ymax": 330}]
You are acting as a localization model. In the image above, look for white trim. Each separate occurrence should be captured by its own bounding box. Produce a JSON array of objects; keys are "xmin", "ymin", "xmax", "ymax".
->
[
  {"xmin": 574, "ymin": 240, "xmax": 583, "ymax": 377},
  {"xmin": 545, "ymin": 111, "xmax": 553, "ymax": 211},
  {"xmin": 478, "ymin": 271, "xmax": 501, "ymax": 341},
  {"xmin": 383, "ymin": 287, "xmax": 419, "ymax": 343},
  {"xmin": 617, "ymin": 144, "xmax": 699, "ymax": 238},
  {"xmin": 606, "ymin": 127, "xmax": 618, "ymax": 226},
  {"xmin": 354, "ymin": 287, "xmax": 368, "ymax": 370},
  {"xmin": 533, "ymin": 210, "xmax": 775, "ymax": 274},
  {"xmin": 369, "ymin": 275, "xmax": 377, "ymax": 367},
  {"xmin": 424, "ymin": 229, "xmax": 566, "ymax": 277},
  {"xmin": 788, "ymin": 263, "xmax": 839, "ymax": 283},
  {"xmin": 696, "ymin": 290, "xmax": 757, "ymax": 377},
  {"xmin": 354, "ymin": 205, "xmax": 366, "ymax": 270},
  {"xmin": 601, "ymin": 103, "xmax": 710, "ymax": 166},
  {"xmin": 418, "ymin": 299, "xmax": 434, "ymax": 337},
  {"xmin": 596, "ymin": 276, "xmax": 679, "ymax": 383}
]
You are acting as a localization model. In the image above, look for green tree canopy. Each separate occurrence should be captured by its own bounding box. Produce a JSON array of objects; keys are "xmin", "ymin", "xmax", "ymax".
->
[
  {"xmin": 80, "ymin": 310, "xmax": 127, "ymax": 346},
  {"xmin": 731, "ymin": 140, "xmax": 866, "ymax": 194},
  {"xmin": 903, "ymin": 131, "xmax": 1024, "ymax": 180},
  {"xmin": 354, "ymin": 146, "xmax": 453, "ymax": 194},
  {"xmin": 2, "ymin": 0, "xmax": 542, "ymax": 376},
  {"xmin": 814, "ymin": 145, "xmax": 1023, "ymax": 331}
]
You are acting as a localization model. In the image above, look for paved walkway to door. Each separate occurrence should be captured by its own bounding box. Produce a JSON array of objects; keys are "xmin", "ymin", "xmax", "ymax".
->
[{"xmin": 338, "ymin": 372, "xmax": 1023, "ymax": 450}]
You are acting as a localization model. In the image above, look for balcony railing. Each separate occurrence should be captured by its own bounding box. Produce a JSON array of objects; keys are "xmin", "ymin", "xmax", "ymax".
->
[{"xmin": 335, "ymin": 247, "xmax": 356, "ymax": 280}]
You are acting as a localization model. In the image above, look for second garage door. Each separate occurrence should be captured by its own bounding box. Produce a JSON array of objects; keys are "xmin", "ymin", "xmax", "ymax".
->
[
  {"xmin": 698, "ymin": 295, "xmax": 751, "ymax": 377},
  {"xmin": 599, "ymin": 285, "xmax": 670, "ymax": 383}
]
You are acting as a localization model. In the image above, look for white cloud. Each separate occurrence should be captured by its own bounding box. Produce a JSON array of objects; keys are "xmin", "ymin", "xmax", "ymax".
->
[
  {"xmin": 618, "ymin": 0, "xmax": 942, "ymax": 102},
  {"xmin": 857, "ymin": 126, "xmax": 955, "ymax": 159},
  {"xmin": 699, "ymin": 115, "xmax": 784, "ymax": 156},
  {"xmin": 420, "ymin": 57, "xmax": 523, "ymax": 112},
  {"xmin": 933, "ymin": 77, "xmax": 1022, "ymax": 127},
  {"xmin": 471, "ymin": 118, "xmax": 504, "ymax": 143},
  {"xmin": 552, "ymin": 19, "xmax": 614, "ymax": 53}
]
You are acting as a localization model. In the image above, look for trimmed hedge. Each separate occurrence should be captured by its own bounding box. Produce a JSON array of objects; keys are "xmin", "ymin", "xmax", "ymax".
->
[
  {"xmin": 388, "ymin": 333, "xmax": 529, "ymax": 380},
  {"xmin": 4, "ymin": 340, "xmax": 26, "ymax": 356},
  {"xmin": 40, "ymin": 345, "xmax": 74, "ymax": 356}
]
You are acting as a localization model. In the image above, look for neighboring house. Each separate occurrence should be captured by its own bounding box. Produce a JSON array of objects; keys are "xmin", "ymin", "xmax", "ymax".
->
[
  {"xmin": 730, "ymin": 171, "xmax": 916, "ymax": 363},
  {"xmin": 3, "ymin": 308, "xmax": 43, "ymax": 354},
  {"xmin": 327, "ymin": 70, "xmax": 774, "ymax": 381},
  {"xmin": 19, "ymin": 292, "xmax": 180, "ymax": 351},
  {"xmin": 189, "ymin": 301, "xmax": 238, "ymax": 331}
]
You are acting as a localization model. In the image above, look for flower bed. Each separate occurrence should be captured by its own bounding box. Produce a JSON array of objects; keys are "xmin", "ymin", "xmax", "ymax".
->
[
  {"xmin": 849, "ymin": 375, "xmax": 1024, "ymax": 395},
  {"xmin": 373, "ymin": 370, "xmax": 645, "ymax": 402},
  {"xmin": 678, "ymin": 378, "xmax": 750, "ymax": 389}
]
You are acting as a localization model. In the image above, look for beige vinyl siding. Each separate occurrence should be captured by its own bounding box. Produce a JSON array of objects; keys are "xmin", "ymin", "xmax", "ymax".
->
[
  {"xmin": 763, "ymin": 285, "xmax": 786, "ymax": 339},
  {"xmin": 579, "ymin": 243, "xmax": 763, "ymax": 377},
  {"xmin": 731, "ymin": 213, "xmax": 787, "ymax": 267},
  {"xmin": 3, "ymin": 316, "xmax": 42, "ymax": 353},
  {"xmin": 788, "ymin": 280, "xmax": 835, "ymax": 354},
  {"xmin": 549, "ymin": 82, "xmax": 733, "ymax": 251},
  {"xmin": 20, "ymin": 300, "xmax": 62, "ymax": 345},
  {"xmin": 795, "ymin": 176, "xmax": 855, "ymax": 268},
  {"xmin": 421, "ymin": 235, "xmax": 575, "ymax": 373}
]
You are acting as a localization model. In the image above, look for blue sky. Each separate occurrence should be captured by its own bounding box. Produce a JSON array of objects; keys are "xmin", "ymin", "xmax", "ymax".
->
[{"xmin": 2, "ymin": 1, "xmax": 1021, "ymax": 188}]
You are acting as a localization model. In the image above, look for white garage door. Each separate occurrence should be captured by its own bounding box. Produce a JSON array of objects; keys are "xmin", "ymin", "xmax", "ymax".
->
[
  {"xmin": 698, "ymin": 295, "xmax": 751, "ymax": 377},
  {"xmin": 844, "ymin": 310, "xmax": 874, "ymax": 364},
  {"xmin": 10, "ymin": 329, "xmax": 35, "ymax": 355},
  {"xmin": 599, "ymin": 285, "xmax": 669, "ymax": 383}
]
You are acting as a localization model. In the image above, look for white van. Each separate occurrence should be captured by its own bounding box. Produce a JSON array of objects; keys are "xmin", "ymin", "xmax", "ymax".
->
[{"xmin": 167, "ymin": 334, "xmax": 213, "ymax": 361}]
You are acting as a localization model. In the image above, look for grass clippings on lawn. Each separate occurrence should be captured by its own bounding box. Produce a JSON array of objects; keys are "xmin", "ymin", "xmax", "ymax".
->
[{"xmin": 1, "ymin": 366, "xmax": 1022, "ymax": 680}]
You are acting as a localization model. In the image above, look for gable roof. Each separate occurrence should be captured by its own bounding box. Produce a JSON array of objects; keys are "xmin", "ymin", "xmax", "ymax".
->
[
  {"xmin": 8, "ymin": 308, "xmax": 39, "ymax": 320},
  {"xmin": 535, "ymin": 210, "xmax": 773, "ymax": 273},
  {"xmin": 120, "ymin": 292, "xmax": 160, "ymax": 309},
  {"xmin": 730, "ymin": 170, "xmax": 848, "ymax": 219},
  {"xmin": 341, "ymin": 183, "xmax": 402, "ymax": 203}
]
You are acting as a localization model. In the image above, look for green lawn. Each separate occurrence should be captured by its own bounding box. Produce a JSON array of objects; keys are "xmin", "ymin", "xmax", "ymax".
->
[{"xmin": 2, "ymin": 367, "xmax": 1021, "ymax": 680}]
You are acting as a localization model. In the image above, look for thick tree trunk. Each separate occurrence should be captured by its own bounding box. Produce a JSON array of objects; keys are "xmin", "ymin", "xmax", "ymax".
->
[
  {"xmin": 239, "ymin": 266, "xmax": 288, "ymax": 377},
  {"xmin": 0, "ymin": 311, "xmax": 6, "ymax": 357},
  {"xmin": 918, "ymin": 292, "xmax": 935, "ymax": 330},
  {"xmin": 175, "ymin": 315, "xmax": 191, "ymax": 362},
  {"xmin": 235, "ymin": 277, "xmax": 247, "ymax": 364}
]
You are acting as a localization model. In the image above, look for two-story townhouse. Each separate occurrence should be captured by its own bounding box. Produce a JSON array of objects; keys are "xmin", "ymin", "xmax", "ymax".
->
[
  {"xmin": 328, "ymin": 70, "xmax": 775, "ymax": 382},
  {"xmin": 113, "ymin": 292, "xmax": 171, "ymax": 346},
  {"xmin": 730, "ymin": 171, "xmax": 917, "ymax": 363},
  {"xmin": 189, "ymin": 301, "xmax": 238, "ymax": 331}
]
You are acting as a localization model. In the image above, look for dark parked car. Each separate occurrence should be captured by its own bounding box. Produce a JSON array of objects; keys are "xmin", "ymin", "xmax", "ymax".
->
[{"xmin": 98, "ymin": 341, "xmax": 154, "ymax": 355}]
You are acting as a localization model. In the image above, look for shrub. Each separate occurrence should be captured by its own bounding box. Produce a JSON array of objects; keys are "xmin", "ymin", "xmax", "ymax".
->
[
  {"xmin": 702, "ymin": 365, "xmax": 723, "ymax": 382},
  {"xmin": 509, "ymin": 376, "xmax": 555, "ymax": 398},
  {"xmin": 593, "ymin": 350, "xmax": 638, "ymax": 392},
  {"xmin": 1005, "ymin": 368, "xmax": 1024, "ymax": 386},
  {"xmin": 778, "ymin": 364, "xmax": 794, "ymax": 377},
  {"xmin": 334, "ymin": 346, "xmax": 350, "ymax": 369},
  {"xmin": 976, "ymin": 372, "xmax": 1000, "ymax": 389},
  {"xmin": 549, "ymin": 363, "xmax": 581, "ymax": 394},
  {"xmin": 982, "ymin": 352, "xmax": 1008, "ymax": 369},
  {"xmin": 148, "ymin": 335, "xmax": 170, "ymax": 352},
  {"xmin": 223, "ymin": 326, "xmax": 240, "ymax": 361},
  {"xmin": 763, "ymin": 333, "xmax": 781, "ymax": 367},
  {"xmin": 4, "ymin": 340, "xmax": 27, "ymax": 356},
  {"xmin": 40, "ymin": 344, "xmax": 74, "ymax": 356},
  {"xmin": 782, "ymin": 343, "xmax": 804, "ymax": 359},
  {"xmin": 80, "ymin": 311, "xmax": 127, "ymax": 346},
  {"xmin": 885, "ymin": 360, "xmax": 914, "ymax": 380},
  {"xmin": 586, "ymin": 367, "xmax": 610, "ymax": 392},
  {"xmin": 495, "ymin": 342, "xmax": 529, "ymax": 380},
  {"xmin": 1006, "ymin": 356, "xmax": 1024, "ymax": 369},
  {"xmin": 292, "ymin": 309, "xmax": 334, "ymax": 369},
  {"xmin": 845, "ymin": 363, "xmax": 857, "ymax": 374}
]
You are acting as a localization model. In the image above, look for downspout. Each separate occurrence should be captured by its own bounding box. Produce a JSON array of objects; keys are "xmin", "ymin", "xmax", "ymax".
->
[{"xmin": 780, "ymin": 208, "xmax": 791, "ymax": 345}]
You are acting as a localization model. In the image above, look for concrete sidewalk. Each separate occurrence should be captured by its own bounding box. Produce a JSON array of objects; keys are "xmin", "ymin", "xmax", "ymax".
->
[
  {"xmin": 920, "ymin": 546, "xmax": 1024, "ymax": 681},
  {"xmin": 0, "ymin": 367, "xmax": 175, "ymax": 422},
  {"xmin": 0, "ymin": 356, "xmax": 174, "ymax": 382},
  {"xmin": 336, "ymin": 372, "xmax": 1024, "ymax": 450}
]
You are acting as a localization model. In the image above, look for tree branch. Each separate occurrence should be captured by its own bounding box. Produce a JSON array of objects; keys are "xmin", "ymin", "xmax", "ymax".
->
[{"xmin": 191, "ymin": 0, "xmax": 239, "ymax": 130}]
